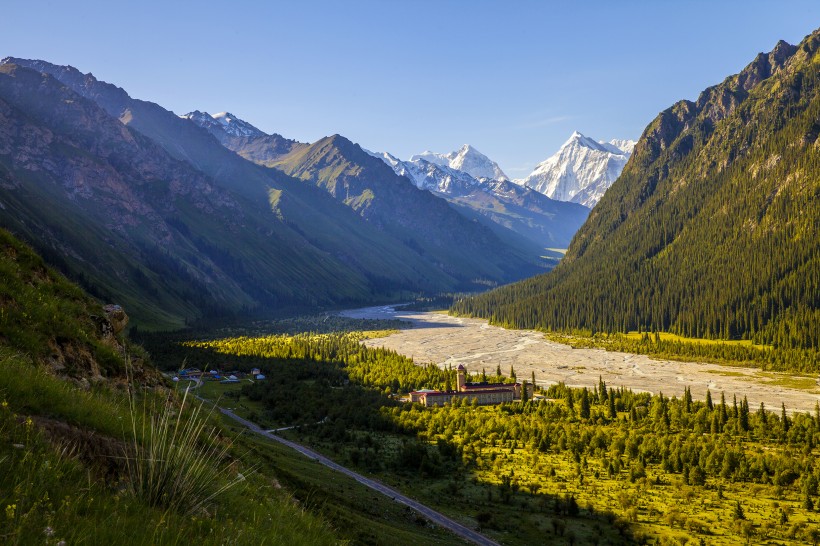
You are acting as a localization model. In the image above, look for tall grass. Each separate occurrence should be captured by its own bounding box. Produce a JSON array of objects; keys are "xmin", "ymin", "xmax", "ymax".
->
[{"xmin": 126, "ymin": 380, "xmax": 242, "ymax": 515}]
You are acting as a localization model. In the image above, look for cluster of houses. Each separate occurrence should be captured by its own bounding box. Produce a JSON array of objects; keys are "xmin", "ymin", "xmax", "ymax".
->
[
  {"xmin": 173, "ymin": 367, "xmax": 266, "ymax": 384},
  {"xmin": 170, "ymin": 362, "xmax": 535, "ymax": 409},
  {"xmin": 409, "ymin": 365, "xmax": 523, "ymax": 407}
]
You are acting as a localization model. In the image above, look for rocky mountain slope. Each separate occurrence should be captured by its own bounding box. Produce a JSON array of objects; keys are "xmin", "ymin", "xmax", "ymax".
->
[
  {"xmin": 0, "ymin": 58, "xmax": 536, "ymax": 328},
  {"xmin": 453, "ymin": 30, "xmax": 820, "ymax": 357},
  {"xmin": 516, "ymin": 132, "xmax": 635, "ymax": 208},
  {"xmin": 185, "ymin": 110, "xmax": 552, "ymax": 274},
  {"xmin": 259, "ymin": 134, "xmax": 545, "ymax": 279}
]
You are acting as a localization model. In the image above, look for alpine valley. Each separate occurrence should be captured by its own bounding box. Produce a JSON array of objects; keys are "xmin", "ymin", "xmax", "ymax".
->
[
  {"xmin": 3, "ymin": 17, "xmax": 820, "ymax": 546},
  {"xmin": 0, "ymin": 58, "xmax": 567, "ymax": 329}
]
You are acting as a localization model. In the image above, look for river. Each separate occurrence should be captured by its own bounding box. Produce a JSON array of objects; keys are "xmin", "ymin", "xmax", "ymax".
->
[{"xmin": 341, "ymin": 305, "xmax": 820, "ymax": 414}]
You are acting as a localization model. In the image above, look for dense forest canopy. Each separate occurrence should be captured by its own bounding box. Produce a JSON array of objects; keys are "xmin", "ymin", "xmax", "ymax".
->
[{"xmin": 453, "ymin": 31, "xmax": 820, "ymax": 361}]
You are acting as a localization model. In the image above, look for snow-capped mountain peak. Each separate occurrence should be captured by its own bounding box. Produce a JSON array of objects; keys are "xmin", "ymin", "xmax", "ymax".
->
[
  {"xmin": 410, "ymin": 144, "xmax": 508, "ymax": 182},
  {"xmin": 181, "ymin": 110, "xmax": 265, "ymax": 138},
  {"xmin": 516, "ymin": 131, "xmax": 636, "ymax": 208}
]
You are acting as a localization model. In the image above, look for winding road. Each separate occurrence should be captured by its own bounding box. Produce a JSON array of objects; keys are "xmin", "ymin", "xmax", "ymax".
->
[{"xmin": 217, "ymin": 406, "xmax": 499, "ymax": 546}]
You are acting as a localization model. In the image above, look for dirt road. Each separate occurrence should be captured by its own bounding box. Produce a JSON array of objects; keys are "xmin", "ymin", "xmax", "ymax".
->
[
  {"xmin": 342, "ymin": 306, "xmax": 820, "ymax": 414},
  {"xmin": 218, "ymin": 407, "xmax": 499, "ymax": 546}
]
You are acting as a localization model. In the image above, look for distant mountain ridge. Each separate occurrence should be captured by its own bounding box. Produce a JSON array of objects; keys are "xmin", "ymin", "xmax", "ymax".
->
[
  {"xmin": 366, "ymin": 149, "xmax": 589, "ymax": 249},
  {"xmin": 516, "ymin": 131, "xmax": 636, "ymax": 208},
  {"xmin": 181, "ymin": 110, "xmax": 265, "ymax": 138},
  {"xmin": 452, "ymin": 29, "xmax": 820, "ymax": 359},
  {"xmin": 184, "ymin": 109, "xmax": 583, "ymax": 261},
  {"xmin": 412, "ymin": 144, "xmax": 509, "ymax": 182}
]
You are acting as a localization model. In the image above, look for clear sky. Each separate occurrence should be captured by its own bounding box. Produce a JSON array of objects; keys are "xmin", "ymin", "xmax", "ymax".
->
[{"xmin": 4, "ymin": 1, "xmax": 819, "ymax": 176}]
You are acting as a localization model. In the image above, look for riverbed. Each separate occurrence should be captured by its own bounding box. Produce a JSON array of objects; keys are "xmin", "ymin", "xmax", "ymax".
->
[{"xmin": 341, "ymin": 305, "xmax": 820, "ymax": 414}]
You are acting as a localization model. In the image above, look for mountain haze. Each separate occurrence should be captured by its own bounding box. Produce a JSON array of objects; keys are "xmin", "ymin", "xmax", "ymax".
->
[
  {"xmin": 0, "ymin": 58, "xmax": 546, "ymax": 328},
  {"xmin": 453, "ymin": 30, "xmax": 820, "ymax": 359},
  {"xmin": 186, "ymin": 111, "xmax": 552, "ymax": 276}
]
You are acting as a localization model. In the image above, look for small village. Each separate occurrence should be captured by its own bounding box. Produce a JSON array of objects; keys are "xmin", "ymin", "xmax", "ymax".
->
[{"xmin": 172, "ymin": 367, "xmax": 267, "ymax": 384}]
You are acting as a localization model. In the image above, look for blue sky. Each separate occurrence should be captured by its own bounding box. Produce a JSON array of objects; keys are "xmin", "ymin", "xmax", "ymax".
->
[{"xmin": 4, "ymin": 1, "xmax": 819, "ymax": 176}]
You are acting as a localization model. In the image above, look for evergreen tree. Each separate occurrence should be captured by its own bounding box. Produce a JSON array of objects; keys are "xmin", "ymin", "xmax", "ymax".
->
[
  {"xmin": 782, "ymin": 403, "xmax": 790, "ymax": 433},
  {"xmin": 579, "ymin": 388, "xmax": 591, "ymax": 419},
  {"xmin": 740, "ymin": 396, "xmax": 750, "ymax": 431},
  {"xmin": 720, "ymin": 392, "xmax": 728, "ymax": 423},
  {"xmin": 733, "ymin": 501, "xmax": 746, "ymax": 520}
]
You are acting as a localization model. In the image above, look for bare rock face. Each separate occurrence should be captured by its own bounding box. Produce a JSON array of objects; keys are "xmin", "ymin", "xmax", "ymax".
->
[{"xmin": 103, "ymin": 304, "xmax": 129, "ymax": 335}]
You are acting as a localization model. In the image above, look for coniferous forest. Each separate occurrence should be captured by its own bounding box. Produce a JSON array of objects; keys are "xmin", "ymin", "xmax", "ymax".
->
[
  {"xmin": 452, "ymin": 33, "xmax": 820, "ymax": 370},
  {"xmin": 168, "ymin": 330, "xmax": 820, "ymax": 544}
]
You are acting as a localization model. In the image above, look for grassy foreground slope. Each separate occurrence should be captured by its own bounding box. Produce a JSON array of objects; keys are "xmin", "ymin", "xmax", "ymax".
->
[
  {"xmin": 452, "ymin": 30, "xmax": 820, "ymax": 371},
  {"xmin": 0, "ymin": 229, "xmax": 339, "ymax": 545}
]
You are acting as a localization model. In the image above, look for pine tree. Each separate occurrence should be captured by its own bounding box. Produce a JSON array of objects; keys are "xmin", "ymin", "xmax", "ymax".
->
[
  {"xmin": 580, "ymin": 388, "xmax": 591, "ymax": 419},
  {"xmin": 733, "ymin": 501, "xmax": 746, "ymax": 520},
  {"xmin": 720, "ymin": 392, "xmax": 728, "ymax": 423},
  {"xmin": 782, "ymin": 403, "xmax": 790, "ymax": 433},
  {"xmin": 740, "ymin": 396, "xmax": 750, "ymax": 431}
]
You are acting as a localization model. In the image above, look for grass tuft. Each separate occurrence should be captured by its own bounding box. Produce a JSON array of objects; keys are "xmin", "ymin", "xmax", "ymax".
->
[{"xmin": 125, "ymin": 379, "xmax": 242, "ymax": 515}]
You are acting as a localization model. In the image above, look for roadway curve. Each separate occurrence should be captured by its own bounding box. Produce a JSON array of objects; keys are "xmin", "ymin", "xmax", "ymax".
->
[{"xmin": 218, "ymin": 407, "xmax": 499, "ymax": 546}]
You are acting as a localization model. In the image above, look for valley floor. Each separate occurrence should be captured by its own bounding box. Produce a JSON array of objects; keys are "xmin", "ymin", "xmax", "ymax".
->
[{"xmin": 342, "ymin": 306, "xmax": 820, "ymax": 414}]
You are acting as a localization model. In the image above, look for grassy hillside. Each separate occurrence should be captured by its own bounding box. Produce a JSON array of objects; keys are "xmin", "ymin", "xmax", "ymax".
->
[
  {"xmin": 452, "ymin": 30, "xmax": 820, "ymax": 371},
  {"xmin": 0, "ymin": 229, "xmax": 488, "ymax": 545},
  {"xmin": 0, "ymin": 228, "xmax": 344, "ymax": 544}
]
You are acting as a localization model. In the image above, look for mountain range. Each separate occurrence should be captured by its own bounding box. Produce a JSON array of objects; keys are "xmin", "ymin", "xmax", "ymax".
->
[
  {"xmin": 453, "ymin": 31, "xmax": 820, "ymax": 358},
  {"xmin": 0, "ymin": 58, "xmax": 551, "ymax": 328},
  {"xmin": 364, "ymin": 146, "xmax": 589, "ymax": 250}
]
